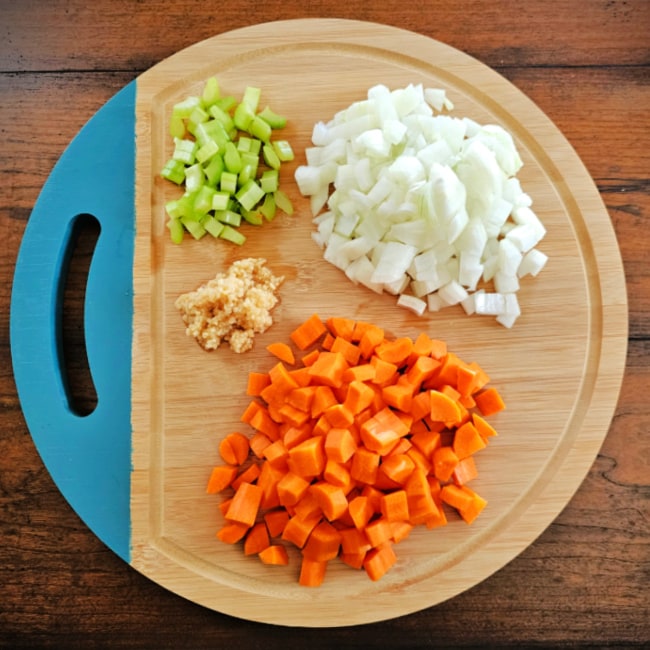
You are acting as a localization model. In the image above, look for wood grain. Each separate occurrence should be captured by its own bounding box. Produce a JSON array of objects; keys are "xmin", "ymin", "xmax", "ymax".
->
[{"xmin": 1, "ymin": 0, "xmax": 648, "ymax": 646}]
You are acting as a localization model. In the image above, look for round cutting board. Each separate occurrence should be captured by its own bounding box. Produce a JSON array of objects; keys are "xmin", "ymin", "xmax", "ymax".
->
[{"xmin": 12, "ymin": 19, "xmax": 627, "ymax": 627}]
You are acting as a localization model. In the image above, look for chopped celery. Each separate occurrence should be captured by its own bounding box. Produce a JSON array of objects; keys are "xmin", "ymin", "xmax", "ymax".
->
[
  {"xmin": 160, "ymin": 76, "xmax": 296, "ymax": 245},
  {"xmin": 260, "ymin": 169, "xmax": 279, "ymax": 193},
  {"xmin": 258, "ymin": 106, "xmax": 287, "ymax": 129},
  {"xmin": 236, "ymin": 179, "xmax": 265, "ymax": 212},
  {"xmin": 201, "ymin": 76, "xmax": 220, "ymax": 107},
  {"xmin": 167, "ymin": 218, "xmax": 184, "ymax": 244},
  {"xmin": 220, "ymin": 225, "xmax": 246, "ymax": 245},
  {"xmin": 262, "ymin": 144, "xmax": 281, "ymax": 170},
  {"xmin": 273, "ymin": 140, "xmax": 294, "ymax": 162},
  {"xmin": 274, "ymin": 190, "xmax": 294, "ymax": 216}
]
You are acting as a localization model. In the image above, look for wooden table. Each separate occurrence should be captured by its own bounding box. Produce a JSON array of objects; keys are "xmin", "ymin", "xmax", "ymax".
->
[{"xmin": 1, "ymin": 1, "xmax": 648, "ymax": 646}]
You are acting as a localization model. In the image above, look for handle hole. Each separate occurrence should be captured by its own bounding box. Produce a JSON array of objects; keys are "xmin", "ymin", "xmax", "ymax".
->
[{"xmin": 59, "ymin": 213, "xmax": 101, "ymax": 416}]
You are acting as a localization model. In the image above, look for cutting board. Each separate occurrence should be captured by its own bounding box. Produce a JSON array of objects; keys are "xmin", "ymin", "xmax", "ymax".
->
[{"xmin": 11, "ymin": 19, "xmax": 628, "ymax": 627}]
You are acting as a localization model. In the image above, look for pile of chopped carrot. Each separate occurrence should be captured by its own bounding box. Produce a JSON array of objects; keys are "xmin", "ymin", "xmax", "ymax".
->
[{"xmin": 206, "ymin": 313, "xmax": 505, "ymax": 586}]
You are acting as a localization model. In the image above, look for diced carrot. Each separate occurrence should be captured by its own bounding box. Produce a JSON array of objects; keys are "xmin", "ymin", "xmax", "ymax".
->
[
  {"xmin": 331, "ymin": 336, "xmax": 361, "ymax": 366},
  {"xmin": 324, "ymin": 427, "xmax": 357, "ymax": 463},
  {"xmin": 474, "ymin": 387, "xmax": 506, "ymax": 416},
  {"xmin": 206, "ymin": 465, "xmax": 238, "ymax": 494},
  {"xmin": 266, "ymin": 341, "xmax": 296, "ymax": 365},
  {"xmin": 231, "ymin": 463, "xmax": 261, "ymax": 491},
  {"xmin": 287, "ymin": 435, "xmax": 325, "ymax": 478},
  {"xmin": 281, "ymin": 511, "xmax": 322, "ymax": 548},
  {"xmin": 452, "ymin": 455, "xmax": 479, "ymax": 485},
  {"xmin": 472, "ymin": 412, "xmax": 499, "ymax": 440},
  {"xmin": 343, "ymin": 380, "xmax": 376, "ymax": 415},
  {"xmin": 380, "ymin": 489, "xmax": 410, "ymax": 522},
  {"xmin": 323, "ymin": 402, "xmax": 355, "ymax": 428},
  {"xmin": 429, "ymin": 389, "xmax": 462, "ymax": 426},
  {"xmin": 268, "ymin": 361, "xmax": 300, "ymax": 395},
  {"xmin": 350, "ymin": 447, "xmax": 380, "ymax": 484},
  {"xmin": 290, "ymin": 313, "xmax": 328, "ymax": 350},
  {"xmin": 321, "ymin": 332, "xmax": 335, "ymax": 350},
  {"xmin": 278, "ymin": 402, "xmax": 311, "ymax": 427},
  {"xmin": 309, "ymin": 481, "xmax": 348, "ymax": 521},
  {"xmin": 358, "ymin": 324, "xmax": 385, "ymax": 359},
  {"xmin": 259, "ymin": 544, "xmax": 289, "ymax": 565},
  {"xmin": 264, "ymin": 508, "xmax": 290, "ymax": 538},
  {"xmin": 432, "ymin": 445, "xmax": 459, "ymax": 482},
  {"xmin": 299, "ymin": 557, "xmax": 328, "ymax": 587},
  {"xmin": 310, "ymin": 384, "xmax": 339, "ymax": 418},
  {"xmin": 364, "ymin": 517, "xmax": 394, "ymax": 548},
  {"xmin": 219, "ymin": 432, "xmax": 250, "ymax": 466},
  {"xmin": 249, "ymin": 431, "xmax": 273, "ymax": 459},
  {"xmin": 302, "ymin": 520, "xmax": 341, "ymax": 561},
  {"xmin": 225, "ymin": 482, "xmax": 263, "ymax": 527},
  {"xmin": 286, "ymin": 386, "xmax": 316, "ymax": 413},
  {"xmin": 410, "ymin": 429, "xmax": 441, "ymax": 459},
  {"xmin": 282, "ymin": 424, "xmax": 312, "ymax": 450},
  {"xmin": 348, "ymin": 495, "xmax": 374, "ymax": 530},
  {"xmin": 375, "ymin": 337, "xmax": 413, "ymax": 366},
  {"xmin": 370, "ymin": 355, "xmax": 398, "ymax": 385},
  {"xmin": 405, "ymin": 354, "xmax": 440, "ymax": 389},
  {"xmin": 246, "ymin": 371, "xmax": 270, "ymax": 396},
  {"xmin": 301, "ymin": 348, "xmax": 320, "ymax": 367},
  {"xmin": 364, "ymin": 543, "xmax": 397, "ymax": 583},
  {"xmin": 323, "ymin": 459, "xmax": 353, "ymax": 491},
  {"xmin": 326, "ymin": 316, "xmax": 356, "ymax": 341},
  {"xmin": 453, "ymin": 421, "xmax": 487, "ymax": 459},
  {"xmin": 339, "ymin": 527, "xmax": 371, "ymax": 556},
  {"xmin": 217, "ymin": 521, "xmax": 249, "ymax": 544},
  {"xmin": 248, "ymin": 405, "xmax": 281, "ymax": 441},
  {"xmin": 276, "ymin": 471, "xmax": 311, "ymax": 508},
  {"xmin": 382, "ymin": 383, "xmax": 413, "ymax": 413},
  {"xmin": 390, "ymin": 520, "xmax": 414, "ymax": 543},
  {"xmin": 342, "ymin": 363, "xmax": 376, "ymax": 383},
  {"xmin": 380, "ymin": 453, "xmax": 416, "ymax": 485},
  {"xmin": 244, "ymin": 521, "xmax": 270, "ymax": 555},
  {"xmin": 307, "ymin": 351, "xmax": 349, "ymax": 388},
  {"xmin": 340, "ymin": 551, "xmax": 366, "ymax": 570}
]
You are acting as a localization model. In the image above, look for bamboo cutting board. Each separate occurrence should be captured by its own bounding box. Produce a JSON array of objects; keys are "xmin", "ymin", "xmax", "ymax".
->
[{"xmin": 11, "ymin": 19, "xmax": 627, "ymax": 627}]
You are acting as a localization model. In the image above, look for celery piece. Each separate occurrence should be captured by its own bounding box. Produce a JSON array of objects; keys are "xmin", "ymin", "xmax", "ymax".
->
[
  {"xmin": 184, "ymin": 163, "xmax": 205, "ymax": 193},
  {"xmin": 167, "ymin": 218, "xmax": 185, "ymax": 244},
  {"xmin": 249, "ymin": 116, "xmax": 272, "ymax": 144},
  {"xmin": 202, "ymin": 215, "xmax": 225, "ymax": 238},
  {"xmin": 272, "ymin": 140, "xmax": 294, "ymax": 162},
  {"xmin": 172, "ymin": 96, "xmax": 201, "ymax": 119},
  {"xmin": 187, "ymin": 106, "xmax": 209, "ymax": 134},
  {"xmin": 196, "ymin": 139, "xmax": 219, "ymax": 164},
  {"xmin": 262, "ymin": 143, "xmax": 281, "ymax": 170},
  {"xmin": 238, "ymin": 164, "xmax": 255, "ymax": 187},
  {"xmin": 215, "ymin": 209, "xmax": 242, "ymax": 227},
  {"xmin": 208, "ymin": 103, "xmax": 235, "ymax": 132},
  {"xmin": 167, "ymin": 193, "xmax": 195, "ymax": 219},
  {"xmin": 169, "ymin": 115, "xmax": 185, "ymax": 139},
  {"xmin": 160, "ymin": 158, "xmax": 185, "ymax": 185},
  {"xmin": 211, "ymin": 190, "xmax": 230, "ymax": 211},
  {"xmin": 235, "ymin": 179, "xmax": 265, "ymax": 212},
  {"xmin": 248, "ymin": 137, "xmax": 262, "ymax": 155},
  {"xmin": 223, "ymin": 142, "xmax": 243, "ymax": 174},
  {"xmin": 219, "ymin": 225, "xmax": 246, "ymax": 245},
  {"xmin": 237, "ymin": 136, "xmax": 253, "ymax": 153},
  {"xmin": 172, "ymin": 138, "xmax": 197, "ymax": 165},
  {"xmin": 193, "ymin": 185, "xmax": 216, "ymax": 215},
  {"xmin": 204, "ymin": 155, "xmax": 224, "ymax": 187},
  {"xmin": 181, "ymin": 216, "xmax": 207, "ymax": 240},
  {"xmin": 258, "ymin": 106, "xmax": 287, "ymax": 129},
  {"xmin": 220, "ymin": 171, "xmax": 238, "ymax": 195},
  {"xmin": 195, "ymin": 120, "xmax": 230, "ymax": 148},
  {"xmin": 274, "ymin": 189, "xmax": 294, "ymax": 215},
  {"xmin": 242, "ymin": 86, "xmax": 262, "ymax": 111},
  {"xmin": 233, "ymin": 101, "xmax": 255, "ymax": 131},
  {"xmin": 260, "ymin": 169, "xmax": 279, "ymax": 193},
  {"xmin": 215, "ymin": 95, "xmax": 236, "ymax": 112},
  {"xmin": 259, "ymin": 193, "xmax": 276, "ymax": 221},
  {"xmin": 201, "ymin": 76, "xmax": 220, "ymax": 107},
  {"xmin": 242, "ymin": 209, "xmax": 263, "ymax": 225}
]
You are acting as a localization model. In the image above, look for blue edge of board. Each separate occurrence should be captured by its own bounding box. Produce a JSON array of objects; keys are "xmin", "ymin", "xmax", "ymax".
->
[{"xmin": 10, "ymin": 81, "xmax": 136, "ymax": 562}]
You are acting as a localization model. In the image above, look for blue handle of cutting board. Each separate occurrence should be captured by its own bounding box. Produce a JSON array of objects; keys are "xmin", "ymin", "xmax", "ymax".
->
[{"xmin": 10, "ymin": 81, "xmax": 136, "ymax": 562}]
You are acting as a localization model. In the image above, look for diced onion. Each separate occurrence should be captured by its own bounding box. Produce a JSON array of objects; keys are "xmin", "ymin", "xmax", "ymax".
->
[{"xmin": 295, "ymin": 83, "xmax": 548, "ymax": 327}]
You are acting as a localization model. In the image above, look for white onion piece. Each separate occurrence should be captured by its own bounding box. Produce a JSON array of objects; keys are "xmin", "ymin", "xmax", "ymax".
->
[{"xmin": 295, "ymin": 83, "xmax": 548, "ymax": 326}]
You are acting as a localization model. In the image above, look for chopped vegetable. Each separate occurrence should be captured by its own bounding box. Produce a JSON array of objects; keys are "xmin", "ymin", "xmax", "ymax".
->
[
  {"xmin": 206, "ymin": 314, "xmax": 505, "ymax": 585},
  {"xmin": 161, "ymin": 76, "xmax": 295, "ymax": 245},
  {"xmin": 295, "ymin": 83, "xmax": 548, "ymax": 327}
]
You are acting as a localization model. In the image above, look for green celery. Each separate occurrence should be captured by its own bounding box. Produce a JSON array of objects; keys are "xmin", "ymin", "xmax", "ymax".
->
[
  {"xmin": 184, "ymin": 163, "xmax": 205, "ymax": 192},
  {"xmin": 233, "ymin": 101, "xmax": 255, "ymax": 131},
  {"xmin": 219, "ymin": 225, "xmax": 246, "ymax": 245},
  {"xmin": 167, "ymin": 218, "xmax": 185, "ymax": 244},
  {"xmin": 195, "ymin": 139, "xmax": 219, "ymax": 164},
  {"xmin": 249, "ymin": 116, "xmax": 272, "ymax": 143},
  {"xmin": 220, "ymin": 171, "xmax": 238, "ymax": 194},
  {"xmin": 215, "ymin": 95, "xmax": 236, "ymax": 112},
  {"xmin": 202, "ymin": 215, "xmax": 225, "ymax": 238},
  {"xmin": 193, "ymin": 185, "xmax": 216, "ymax": 215},
  {"xmin": 235, "ymin": 179, "xmax": 265, "ymax": 211},
  {"xmin": 201, "ymin": 76, "xmax": 220, "ymax": 107},
  {"xmin": 242, "ymin": 209, "xmax": 263, "ymax": 225},
  {"xmin": 262, "ymin": 143, "xmax": 281, "ymax": 170},
  {"xmin": 274, "ymin": 189, "xmax": 294, "ymax": 215},
  {"xmin": 204, "ymin": 155, "xmax": 224, "ymax": 187},
  {"xmin": 260, "ymin": 169, "xmax": 279, "ymax": 193},
  {"xmin": 172, "ymin": 96, "xmax": 201, "ymax": 119},
  {"xmin": 211, "ymin": 190, "xmax": 230, "ymax": 211},
  {"xmin": 181, "ymin": 215, "xmax": 207, "ymax": 240},
  {"xmin": 259, "ymin": 193, "xmax": 276, "ymax": 221},
  {"xmin": 187, "ymin": 105, "xmax": 209, "ymax": 134},
  {"xmin": 215, "ymin": 209, "xmax": 242, "ymax": 227},
  {"xmin": 242, "ymin": 86, "xmax": 262, "ymax": 111},
  {"xmin": 160, "ymin": 158, "xmax": 185, "ymax": 185},
  {"xmin": 258, "ymin": 106, "xmax": 287, "ymax": 129},
  {"xmin": 223, "ymin": 142, "xmax": 243, "ymax": 173},
  {"xmin": 169, "ymin": 115, "xmax": 185, "ymax": 139},
  {"xmin": 172, "ymin": 138, "xmax": 197, "ymax": 165},
  {"xmin": 237, "ymin": 136, "xmax": 253, "ymax": 153},
  {"xmin": 272, "ymin": 140, "xmax": 294, "ymax": 162},
  {"xmin": 208, "ymin": 103, "xmax": 235, "ymax": 132},
  {"xmin": 195, "ymin": 120, "xmax": 230, "ymax": 148}
]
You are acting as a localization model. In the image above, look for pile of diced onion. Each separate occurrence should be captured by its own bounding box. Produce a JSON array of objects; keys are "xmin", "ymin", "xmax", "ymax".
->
[{"xmin": 294, "ymin": 84, "xmax": 548, "ymax": 327}]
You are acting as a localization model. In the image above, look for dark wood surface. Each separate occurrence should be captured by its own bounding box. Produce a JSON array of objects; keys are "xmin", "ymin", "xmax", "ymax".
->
[{"xmin": 1, "ymin": 1, "xmax": 648, "ymax": 647}]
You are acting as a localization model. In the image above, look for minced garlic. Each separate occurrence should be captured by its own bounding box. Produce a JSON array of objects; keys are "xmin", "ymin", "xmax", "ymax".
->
[{"xmin": 175, "ymin": 258, "xmax": 284, "ymax": 353}]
